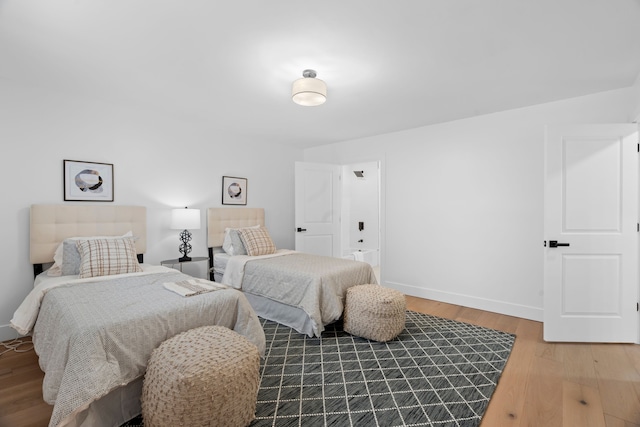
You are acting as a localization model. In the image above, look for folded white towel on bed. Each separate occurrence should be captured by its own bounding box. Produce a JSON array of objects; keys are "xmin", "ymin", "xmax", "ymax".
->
[{"xmin": 163, "ymin": 278, "xmax": 228, "ymax": 297}]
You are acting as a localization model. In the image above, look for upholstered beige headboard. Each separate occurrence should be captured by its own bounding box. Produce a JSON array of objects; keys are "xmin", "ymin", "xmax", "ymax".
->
[
  {"xmin": 30, "ymin": 204, "xmax": 147, "ymax": 264},
  {"xmin": 207, "ymin": 208, "xmax": 265, "ymax": 247}
]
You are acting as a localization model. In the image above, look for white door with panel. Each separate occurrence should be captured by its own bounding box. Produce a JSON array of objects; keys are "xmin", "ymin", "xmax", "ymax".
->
[
  {"xmin": 544, "ymin": 124, "xmax": 638, "ymax": 343},
  {"xmin": 294, "ymin": 162, "xmax": 341, "ymax": 257}
]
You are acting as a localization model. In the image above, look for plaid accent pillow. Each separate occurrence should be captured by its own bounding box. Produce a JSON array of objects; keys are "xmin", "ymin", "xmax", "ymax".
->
[
  {"xmin": 47, "ymin": 231, "xmax": 134, "ymax": 276},
  {"xmin": 238, "ymin": 226, "xmax": 276, "ymax": 256},
  {"xmin": 76, "ymin": 237, "xmax": 142, "ymax": 278}
]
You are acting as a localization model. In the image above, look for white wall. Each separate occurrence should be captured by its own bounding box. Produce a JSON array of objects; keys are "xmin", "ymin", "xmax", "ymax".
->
[
  {"xmin": 304, "ymin": 87, "xmax": 638, "ymax": 321},
  {"xmin": 0, "ymin": 81, "xmax": 301, "ymax": 341}
]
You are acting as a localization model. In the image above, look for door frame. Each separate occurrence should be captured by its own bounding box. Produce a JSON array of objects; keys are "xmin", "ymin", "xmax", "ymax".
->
[
  {"xmin": 295, "ymin": 158, "xmax": 386, "ymax": 284},
  {"xmin": 294, "ymin": 161, "xmax": 342, "ymax": 257},
  {"xmin": 543, "ymin": 123, "xmax": 640, "ymax": 343}
]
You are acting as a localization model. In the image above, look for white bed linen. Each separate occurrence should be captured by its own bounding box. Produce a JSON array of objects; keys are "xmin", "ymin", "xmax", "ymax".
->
[
  {"xmin": 213, "ymin": 252, "xmax": 316, "ymax": 334},
  {"xmin": 218, "ymin": 250, "xmax": 377, "ymax": 337},
  {"xmin": 11, "ymin": 264, "xmax": 171, "ymax": 335},
  {"xmin": 14, "ymin": 266, "xmax": 266, "ymax": 427},
  {"xmin": 212, "ymin": 251, "xmax": 231, "ymax": 277},
  {"xmin": 220, "ymin": 249, "xmax": 295, "ymax": 287}
]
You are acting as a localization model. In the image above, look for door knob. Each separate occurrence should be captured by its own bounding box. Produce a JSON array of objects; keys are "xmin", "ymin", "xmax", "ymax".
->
[
  {"xmin": 296, "ymin": 227, "xmax": 307, "ymax": 232},
  {"xmin": 549, "ymin": 240, "xmax": 570, "ymax": 248}
]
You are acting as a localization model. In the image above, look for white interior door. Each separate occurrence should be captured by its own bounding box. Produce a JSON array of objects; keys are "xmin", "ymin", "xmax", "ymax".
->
[
  {"xmin": 544, "ymin": 124, "xmax": 638, "ymax": 343},
  {"xmin": 294, "ymin": 162, "xmax": 341, "ymax": 257}
]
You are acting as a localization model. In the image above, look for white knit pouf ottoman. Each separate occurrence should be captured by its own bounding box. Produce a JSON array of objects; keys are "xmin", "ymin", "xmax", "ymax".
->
[
  {"xmin": 343, "ymin": 284, "xmax": 406, "ymax": 342},
  {"xmin": 141, "ymin": 325, "xmax": 260, "ymax": 427}
]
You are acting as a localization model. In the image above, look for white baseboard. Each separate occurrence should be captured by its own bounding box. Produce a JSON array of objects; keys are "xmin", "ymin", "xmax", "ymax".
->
[{"xmin": 386, "ymin": 281, "xmax": 543, "ymax": 322}]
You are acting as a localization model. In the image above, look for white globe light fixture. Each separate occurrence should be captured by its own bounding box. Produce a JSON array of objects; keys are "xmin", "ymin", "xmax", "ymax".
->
[{"xmin": 292, "ymin": 69, "xmax": 327, "ymax": 106}]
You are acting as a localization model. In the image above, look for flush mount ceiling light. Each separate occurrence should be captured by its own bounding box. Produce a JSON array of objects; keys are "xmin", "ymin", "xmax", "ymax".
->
[{"xmin": 292, "ymin": 69, "xmax": 327, "ymax": 106}]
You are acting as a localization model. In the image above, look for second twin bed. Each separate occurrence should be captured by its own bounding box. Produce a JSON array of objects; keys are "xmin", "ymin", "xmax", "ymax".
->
[{"xmin": 207, "ymin": 207, "xmax": 378, "ymax": 337}]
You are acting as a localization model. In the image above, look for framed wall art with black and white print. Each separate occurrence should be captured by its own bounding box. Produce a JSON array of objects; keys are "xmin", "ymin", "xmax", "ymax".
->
[
  {"xmin": 222, "ymin": 176, "xmax": 247, "ymax": 205},
  {"xmin": 63, "ymin": 159, "xmax": 114, "ymax": 202}
]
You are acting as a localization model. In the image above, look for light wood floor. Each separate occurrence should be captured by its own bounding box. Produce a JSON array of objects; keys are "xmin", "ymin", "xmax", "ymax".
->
[
  {"xmin": 1, "ymin": 296, "xmax": 639, "ymax": 427},
  {"xmin": 405, "ymin": 297, "xmax": 640, "ymax": 427}
]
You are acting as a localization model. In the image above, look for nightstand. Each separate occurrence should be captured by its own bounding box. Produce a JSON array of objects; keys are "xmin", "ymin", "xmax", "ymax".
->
[{"xmin": 160, "ymin": 256, "xmax": 209, "ymax": 277}]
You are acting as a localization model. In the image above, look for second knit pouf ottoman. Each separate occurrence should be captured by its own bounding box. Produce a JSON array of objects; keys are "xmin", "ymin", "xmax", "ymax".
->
[{"xmin": 343, "ymin": 284, "xmax": 406, "ymax": 342}]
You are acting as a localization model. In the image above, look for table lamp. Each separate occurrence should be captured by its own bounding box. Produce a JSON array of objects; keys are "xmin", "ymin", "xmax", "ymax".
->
[{"xmin": 171, "ymin": 207, "xmax": 201, "ymax": 262}]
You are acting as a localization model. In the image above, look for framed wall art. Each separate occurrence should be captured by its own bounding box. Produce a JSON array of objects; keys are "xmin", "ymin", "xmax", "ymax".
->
[
  {"xmin": 222, "ymin": 176, "xmax": 247, "ymax": 205},
  {"xmin": 64, "ymin": 159, "xmax": 114, "ymax": 202}
]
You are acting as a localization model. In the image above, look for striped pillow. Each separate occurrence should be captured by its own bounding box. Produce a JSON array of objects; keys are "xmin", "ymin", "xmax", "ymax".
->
[
  {"xmin": 76, "ymin": 237, "xmax": 142, "ymax": 278},
  {"xmin": 238, "ymin": 226, "xmax": 276, "ymax": 256}
]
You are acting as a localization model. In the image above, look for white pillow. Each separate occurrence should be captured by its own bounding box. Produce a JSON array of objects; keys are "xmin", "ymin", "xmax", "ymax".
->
[
  {"xmin": 47, "ymin": 231, "xmax": 134, "ymax": 276},
  {"xmin": 222, "ymin": 225, "xmax": 260, "ymax": 255}
]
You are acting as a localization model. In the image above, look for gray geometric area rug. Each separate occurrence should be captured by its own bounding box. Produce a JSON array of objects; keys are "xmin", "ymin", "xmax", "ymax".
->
[
  {"xmin": 122, "ymin": 311, "xmax": 515, "ymax": 427},
  {"xmin": 253, "ymin": 311, "xmax": 514, "ymax": 426}
]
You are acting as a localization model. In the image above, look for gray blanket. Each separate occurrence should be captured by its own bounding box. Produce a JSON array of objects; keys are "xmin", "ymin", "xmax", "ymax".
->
[
  {"xmin": 241, "ymin": 253, "xmax": 377, "ymax": 337},
  {"xmin": 33, "ymin": 270, "xmax": 266, "ymax": 427}
]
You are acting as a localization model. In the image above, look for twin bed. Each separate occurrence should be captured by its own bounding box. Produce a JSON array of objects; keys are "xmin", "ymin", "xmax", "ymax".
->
[
  {"xmin": 207, "ymin": 207, "xmax": 377, "ymax": 337},
  {"xmin": 12, "ymin": 204, "xmax": 377, "ymax": 427}
]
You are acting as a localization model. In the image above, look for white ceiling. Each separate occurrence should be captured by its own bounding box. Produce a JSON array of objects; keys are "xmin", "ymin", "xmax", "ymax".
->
[{"xmin": 2, "ymin": 0, "xmax": 640, "ymax": 148}]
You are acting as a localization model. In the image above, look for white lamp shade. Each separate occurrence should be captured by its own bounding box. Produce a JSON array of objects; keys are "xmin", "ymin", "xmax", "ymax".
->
[
  {"xmin": 171, "ymin": 208, "xmax": 201, "ymax": 230},
  {"xmin": 292, "ymin": 77, "xmax": 327, "ymax": 106}
]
